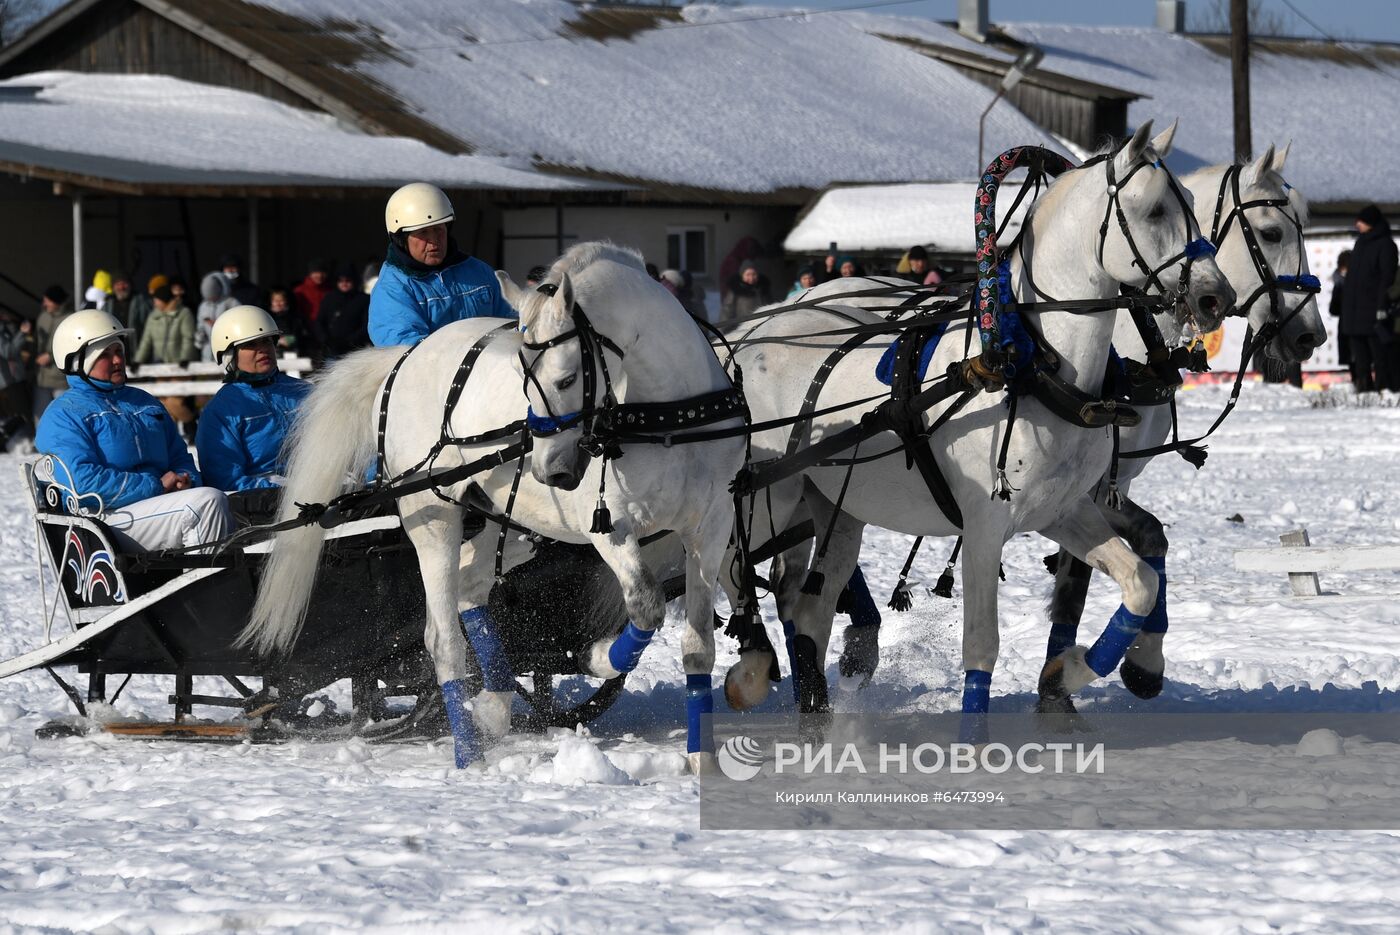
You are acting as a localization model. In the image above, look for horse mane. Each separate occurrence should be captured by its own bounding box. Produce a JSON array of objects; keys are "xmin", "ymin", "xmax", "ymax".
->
[{"xmin": 547, "ymin": 241, "xmax": 646, "ymax": 281}]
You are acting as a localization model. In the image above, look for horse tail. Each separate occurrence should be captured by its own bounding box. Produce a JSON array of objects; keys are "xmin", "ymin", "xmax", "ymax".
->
[{"xmin": 239, "ymin": 346, "xmax": 405, "ymax": 657}]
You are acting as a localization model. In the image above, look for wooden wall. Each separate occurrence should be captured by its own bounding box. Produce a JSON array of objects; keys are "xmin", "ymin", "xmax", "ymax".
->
[{"xmin": 0, "ymin": 0, "xmax": 313, "ymax": 111}]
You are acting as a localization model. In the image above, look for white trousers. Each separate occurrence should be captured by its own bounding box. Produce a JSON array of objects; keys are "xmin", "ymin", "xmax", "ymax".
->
[{"xmin": 103, "ymin": 487, "xmax": 235, "ymax": 553}]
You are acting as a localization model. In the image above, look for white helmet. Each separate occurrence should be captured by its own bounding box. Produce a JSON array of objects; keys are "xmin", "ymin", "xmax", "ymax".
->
[
  {"xmin": 212, "ymin": 305, "xmax": 281, "ymax": 364},
  {"xmin": 385, "ymin": 182, "xmax": 454, "ymax": 234},
  {"xmin": 53, "ymin": 310, "xmax": 133, "ymax": 375}
]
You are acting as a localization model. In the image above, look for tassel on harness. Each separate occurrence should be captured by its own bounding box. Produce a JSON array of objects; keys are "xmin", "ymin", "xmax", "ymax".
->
[
  {"xmin": 888, "ymin": 535, "xmax": 923, "ymax": 611},
  {"xmin": 590, "ymin": 452, "xmax": 614, "ymax": 534},
  {"xmin": 991, "ymin": 394, "xmax": 1019, "ymax": 501},
  {"xmin": 932, "ymin": 537, "xmax": 962, "ymax": 599}
]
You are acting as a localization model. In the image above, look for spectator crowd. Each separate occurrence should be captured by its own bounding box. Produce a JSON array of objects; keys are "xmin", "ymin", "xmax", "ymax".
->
[{"xmin": 0, "ymin": 253, "xmax": 383, "ymax": 449}]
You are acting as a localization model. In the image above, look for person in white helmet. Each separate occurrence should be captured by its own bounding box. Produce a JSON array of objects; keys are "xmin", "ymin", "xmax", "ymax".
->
[
  {"xmin": 33, "ymin": 310, "xmax": 233, "ymax": 552},
  {"xmin": 368, "ymin": 182, "xmax": 515, "ymax": 346},
  {"xmin": 195, "ymin": 305, "xmax": 311, "ymax": 492}
]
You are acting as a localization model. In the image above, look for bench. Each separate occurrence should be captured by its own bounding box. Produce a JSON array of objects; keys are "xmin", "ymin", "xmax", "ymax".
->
[{"xmin": 1232, "ymin": 528, "xmax": 1400, "ymax": 602}]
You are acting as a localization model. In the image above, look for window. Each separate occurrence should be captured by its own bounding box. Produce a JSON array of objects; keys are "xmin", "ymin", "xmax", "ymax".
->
[{"xmin": 666, "ymin": 227, "xmax": 709, "ymax": 275}]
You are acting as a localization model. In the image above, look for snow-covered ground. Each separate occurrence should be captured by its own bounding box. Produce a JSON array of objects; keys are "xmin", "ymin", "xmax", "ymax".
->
[{"xmin": 3, "ymin": 383, "xmax": 1400, "ymax": 932}]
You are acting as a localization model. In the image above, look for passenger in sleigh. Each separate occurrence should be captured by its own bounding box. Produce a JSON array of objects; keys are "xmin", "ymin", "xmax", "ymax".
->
[
  {"xmin": 34, "ymin": 311, "xmax": 234, "ymax": 552},
  {"xmin": 195, "ymin": 306, "xmax": 310, "ymax": 522}
]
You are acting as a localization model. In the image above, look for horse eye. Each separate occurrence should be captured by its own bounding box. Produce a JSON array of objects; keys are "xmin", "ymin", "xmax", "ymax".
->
[
  {"xmin": 1260, "ymin": 227, "xmax": 1283, "ymax": 244},
  {"xmin": 1148, "ymin": 203, "xmax": 1167, "ymax": 220},
  {"xmin": 556, "ymin": 372, "xmax": 577, "ymax": 391}
]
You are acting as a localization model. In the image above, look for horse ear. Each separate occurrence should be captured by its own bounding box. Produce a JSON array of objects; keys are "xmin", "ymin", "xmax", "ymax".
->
[
  {"xmin": 1244, "ymin": 143, "xmax": 1276, "ymax": 187},
  {"xmin": 1116, "ymin": 120, "xmax": 1155, "ymax": 175},
  {"xmin": 1272, "ymin": 141, "xmax": 1291, "ymax": 174},
  {"xmin": 496, "ymin": 270, "xmax": 527, "ymax": 315},
  {"xmin": 1149, "ymin": 118, "xmax": 1178, "ymax": 159},
  {"xmin": 554, "ymin": 271, "xmax": 575, "ymax": 322}
]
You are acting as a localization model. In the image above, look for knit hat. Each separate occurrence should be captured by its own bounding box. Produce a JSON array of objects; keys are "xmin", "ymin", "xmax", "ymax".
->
[
  {"xmin": 739, "ymin": 260, "xmax": 757, "ymax": 273},
  {"xmin": 91, "ymin": 269, "xmax": 112, "ymax": 295},
  {"xmin": 1359, "ymin": 204, "xmax": 1385, "ymax": 228},
  {"xmin": 147, "ymin": 274, "xmax": 170, "ymax": 294},
  {"xmin": 152, "ymin": 284, "xmax": 174, "ymax": 303},
  {"xmin": 42, "ymin": 284, "xmax": 68, "ymax": 305},
  {"xmin": 220, "ymin": 253, "xmax": 243, "ymax": 270},
  {"xmin": 660, "ymin": 268, "xmax": 685, "ymax": 288},
  {"xmin": 908, "ymin": 245, "xmax": 929, "ymax": 261}
]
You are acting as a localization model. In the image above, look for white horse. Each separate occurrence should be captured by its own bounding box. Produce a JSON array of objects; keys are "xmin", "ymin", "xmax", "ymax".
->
[
  {"xmin": 754, "ymin": 144, "xmax": 1325, "ymax": 712},
  {"xmin": 720, "ymin": 121, "xmax": 1234, "ymax": 730},
  {"xmin": 241, "ymin": 243, "xmax": 745, "ymax": 772},
  {"xmin": 1040, "ymin": 141, "xmax": 1326, "ymax": 710}
]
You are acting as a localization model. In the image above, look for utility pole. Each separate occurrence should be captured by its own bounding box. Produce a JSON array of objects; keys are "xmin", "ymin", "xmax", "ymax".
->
[{"xmin": 1230, "ymin": 0, "xmax": 1252, "ymax": 160}]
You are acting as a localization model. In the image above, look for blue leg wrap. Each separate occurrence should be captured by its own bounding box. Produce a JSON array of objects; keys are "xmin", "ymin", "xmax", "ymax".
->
[
  {"xmin": 961, "ymin": 669, "xmax": 992, "ymax": 715},
  {"xmin": 608, "ymin": 621, "xmax": 654, "ymax": 674},
  {"xmin": 959, "ymin": 672, "xmax": 992, "ymax": 745},
  {"xmin": 460, "ymin": 608, "xmax": 515, "ymax": 693},
  {"xmin": 1085, "ymin": 604, "xmax": 1148, "ymax": 678},
  {"xmin": 440, "ymin": 678, "xmax": 481, "ymax": 769},
  {"xmin": 1046, "ymin": 624, "xmax": 1078, "ymax": 661},
  {"xmin": 782, "ymin": 620, "xmax": 799, "ymax": 704},
  {"xmin": 845, "ymin": 567, "xmax": 882, "ymax": 629},
  {"xmin": 1141, "ymin": 556, "xmax": 1169, "ymax": 635},
  {"xmin": 686, "ymin": 674, "xmax": 715, "ymax": 754}
]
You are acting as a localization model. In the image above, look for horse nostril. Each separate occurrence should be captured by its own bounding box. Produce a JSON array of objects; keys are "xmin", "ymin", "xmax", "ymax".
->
[
  {"xmin": 1296, "ymin": 331, "xmax": 1319, "ymax": 350},
  {"xmin": 1199, "ymin": 295, "xmax": 1220, "ymax": 315}
]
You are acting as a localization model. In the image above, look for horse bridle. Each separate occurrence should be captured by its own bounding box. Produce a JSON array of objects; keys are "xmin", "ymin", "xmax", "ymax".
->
[
  {"xmin": 519, "ymin": 283, "xmax": 624, "ymax": 459},
  {"xmin": 1208, "ymin": 163, "xmax": 1321, "ymax": 339},
  {"xmin": 1093, "ymin": 151, "xmax": 1219, "ymax": 316}
]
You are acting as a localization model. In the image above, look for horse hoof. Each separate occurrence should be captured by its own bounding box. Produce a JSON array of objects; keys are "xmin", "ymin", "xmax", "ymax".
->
[
  {"xmin": 1035, "ymin": 692, "xmax": 1091, "ymax": 734},
  {"xmin": 837, "ymin": 625, "xmax": 879, "ymax": 686},
  {"xmin": 1120, "ymin": 657, "xmax": 1165, "ymax": 699},
  {"xmin": 798, "ymin": 709, "xmax": 832, "ymax": 745},
  {"xmin": 472, "ymin": 690, "xmax": 514, "ymax": 743},
  {"xmin": 688, "ymin": 751, "xmax": 719, "ymax": 777},
  {"xmin": 723, "ymin": 655, "xmax": 773, "ymax": 711}
]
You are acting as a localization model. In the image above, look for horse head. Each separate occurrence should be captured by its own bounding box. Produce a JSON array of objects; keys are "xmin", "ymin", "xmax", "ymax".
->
[
  {"xmin": 500, "ymin": 268, "xmax": 595, "ymax": 491},
  {"xmin": 1097, "ymin": 119, "xmax": 1235, "ymax": 337},
  {"xmin": 1187, "ymin": 143, "xmax": 1325, "ymax": 363}
]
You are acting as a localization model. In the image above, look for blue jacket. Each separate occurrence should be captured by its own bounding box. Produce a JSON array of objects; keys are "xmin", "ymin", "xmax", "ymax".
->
[
  {"xmin": 35, "ymin": 376, "xmax": 201, "ymax": 510},
  {"xmin": 368, "ymin": 241, "xmax": 515, "ymax": 346},
  {"xmin": 195, "ymin": 373, "xmax": 311, "ymax": 491}
]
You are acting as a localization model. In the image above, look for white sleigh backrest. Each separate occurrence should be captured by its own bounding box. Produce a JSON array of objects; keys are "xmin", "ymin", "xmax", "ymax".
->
[{"xmin": 27, "ymin": 454, "xmax": 107, "ymax": 518}]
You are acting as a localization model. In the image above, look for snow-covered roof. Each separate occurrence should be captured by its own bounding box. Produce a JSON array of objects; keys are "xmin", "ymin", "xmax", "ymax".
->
[
  {"xmin": 784, "ymin": 182, "xmax": 1024, "ymax": 255},
  {"xmin": 0, "ymin": 71, "xmax": 612, "ymax": 192},
  {"xmin": 998, "ymin": 24, "xmax": 1400, "ymax": 206},
  {"xmin": 198, "ymin": 0, "xmax": 1065, "ymax": 194}
]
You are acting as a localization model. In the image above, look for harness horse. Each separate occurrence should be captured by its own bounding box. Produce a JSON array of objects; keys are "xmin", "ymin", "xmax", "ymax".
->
[
  {"xmin": 1040, "ymin": 142, "xmax": 1326, "ymax": 717},
  {"xmin": 719, "ymin": 122, "xmax": 1235, "ymax": 737},
  {"xmin": 242, "ymin": 243, "xmax": 745, "ymax": 772}
]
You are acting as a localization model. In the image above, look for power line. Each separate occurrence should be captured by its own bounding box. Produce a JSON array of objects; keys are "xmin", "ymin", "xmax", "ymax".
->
[{"xmin": 1275, "ymin": 0, "xmax": 1400, "ymax": 84}]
